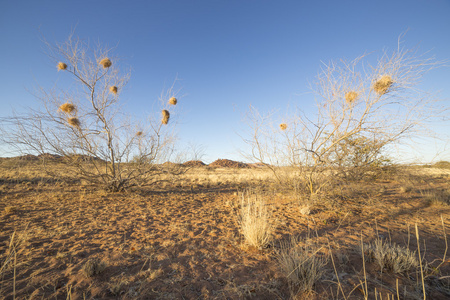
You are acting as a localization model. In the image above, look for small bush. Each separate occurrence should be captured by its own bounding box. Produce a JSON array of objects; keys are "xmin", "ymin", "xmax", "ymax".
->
[{"xmin": 82, "ymin": 257, "xmax": 106, "ymax": 277}]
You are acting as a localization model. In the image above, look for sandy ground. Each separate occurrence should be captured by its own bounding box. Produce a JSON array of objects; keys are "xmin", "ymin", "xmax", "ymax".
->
[{"xmin": 0, "ymin": 163, "xmax": 449, "ymax": 299}]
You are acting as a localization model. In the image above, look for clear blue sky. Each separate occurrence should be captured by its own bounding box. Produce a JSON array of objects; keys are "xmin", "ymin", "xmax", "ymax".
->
[{"xmin": 1, "ymin": 0, "xmax": 449, "ymax": 163}]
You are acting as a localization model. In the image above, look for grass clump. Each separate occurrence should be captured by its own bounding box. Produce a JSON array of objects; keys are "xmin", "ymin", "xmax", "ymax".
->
[
  {"xmin": 362, "ymin": 239, "xmax": 418, "ymax": 274},
  {"xmin": 82, "ymin": 257, "xmax": 106, "ymax": 277},
  {"xmin": 276, "ymin": 236, "xmax": 327, "ymax": 297},
  {"xmin": 238, "ymin": 191, "xmax": 275, "ymax": 250},
  {"xmin": 3, "ymin": 206, "xmax": 16, "ymax": 214},
  {"xmin": 422, "ymin": 188, "xmax": 450, "ymax": 206}
]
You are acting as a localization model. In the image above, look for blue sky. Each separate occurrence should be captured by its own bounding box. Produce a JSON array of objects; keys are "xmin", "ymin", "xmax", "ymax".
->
[{"xmin": 1, "ymin": 0, "xmax": 449, "ymax": 163}]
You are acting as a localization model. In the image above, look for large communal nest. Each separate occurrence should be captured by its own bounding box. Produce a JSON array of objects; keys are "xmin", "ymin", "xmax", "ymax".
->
[
  {"xmin": 161, "ymin": 110, "xmax": 170, "ymax": 125},
  {"xmin": 59, "ymin": 103, "xmax": 76, "ymax": 114},
  {"xmin": 345, "ymin": 91, "xmax": 358, "ymax": 103},
  {"xmin": 373, "ymin": 75, "xmax": 393, "ymax": 95},
  {"xmin": 99, "ymin": 58, "xmax": 112, "ymax": 68},
  {"xmin": 109, "ymin": 86, "xmax": 118, "ymax": 94},
  {"xmin": 57, "ymin": 62, "xmax": 67, "ymax": 71},
  {"xmin": 169, "ymin": 97, "xmax": 178, "ymax": 105},
  {"xmin": 68, "ymin": 117, "xmax": 81, "ymax": 128}
]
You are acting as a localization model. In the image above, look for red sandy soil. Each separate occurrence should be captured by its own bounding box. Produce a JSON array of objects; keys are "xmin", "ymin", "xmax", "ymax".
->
[{"xmin": 0, "ymin": 165, "xmax": 449, "ymax": 299}]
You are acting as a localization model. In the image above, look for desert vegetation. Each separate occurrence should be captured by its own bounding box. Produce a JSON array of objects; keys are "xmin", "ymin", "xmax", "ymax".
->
[
  {"xmin": 0, "ymin": 33, "xmax": 181, "ymax": 192},
  {"xmin": 0, "ymin": 35, "xmax": 449, "ymax": 299},
  {"xmin": 0, "ymin": 157, "xmax": 449, "ymax": 299}
]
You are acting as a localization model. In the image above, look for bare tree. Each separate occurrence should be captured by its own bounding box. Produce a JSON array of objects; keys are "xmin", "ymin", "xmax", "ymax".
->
[
  {"xmin": 1, "ymin": 33, "xmax": 181, "ymax": 192},
  {"xmin": 244, "ymin": 39, "xmax": 446, "ymax": 196}
]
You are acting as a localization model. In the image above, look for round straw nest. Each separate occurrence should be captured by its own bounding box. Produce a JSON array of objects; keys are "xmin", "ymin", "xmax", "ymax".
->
[
  {"xmin": 99, "ymin": 58, "xmax": 112, "ymax": 68},
  {"xmin": 68, "ymin": 117, "xmax": 81, "ymax": 128},
  {"xmin": 109, "ymin": 86, "xmax": 118, "ymax": 94},
  {"xmin": 161, "ymin": 110, "xmax": 170, "ymax": 125},
  {"xmin": 136, "ymin": 131, "xmax": 143, "ymax": 136},
  {"xmin": 345, "ymin": 91, "xmax": 358, "ymax": 103},
  {"xmin": 59, "ymin": 103, "xmax": 76, "ymax": 114},
  {"xmin": 373, "ymin": 75, "xmax": 393, "ymax": 95},
  {"xmin": 169, "ymin": 97, "xmax": 177, "ymax": 105},
  {"xmin": 279, "ymin": 123, "xmax": 287, "ymax": 131},
  {"xmin": 57, "ymin": 62, "xmax": 67, "ymax": 71}
]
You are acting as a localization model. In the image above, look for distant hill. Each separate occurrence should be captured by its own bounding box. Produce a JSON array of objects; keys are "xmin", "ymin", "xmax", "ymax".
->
[
  {"xmin": 182, "ymin": 160, "xmax": 206, "ymax": 167},
  {"xmin": 208, "ymin": 159, "xmax": 249, "ymax": 168}
]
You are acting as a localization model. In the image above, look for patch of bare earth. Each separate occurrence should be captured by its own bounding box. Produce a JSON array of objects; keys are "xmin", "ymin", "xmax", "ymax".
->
[{"xmin": 0, "ymin": 162, "xmax": 449, "ymax": 299}]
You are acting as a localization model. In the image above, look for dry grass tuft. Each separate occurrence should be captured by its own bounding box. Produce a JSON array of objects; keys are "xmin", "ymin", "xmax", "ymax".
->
[
  {"xmin": 238, "ymin": 191, "xmax": 275, "ymax": 249},
  {"xmin": 421, "ymin": 188, "xmax": 450, "ymax": 206},
  {"xmin": 82, "ymin": 258, "xmax": 106, "ymax": 277},
  {"xmin": 161, "ymin": 110, "xmax": 170, "ymax": 125},
  {"xmin": 373, "ymin": 75, "xmax": 393, "ymax": 95},
  {"xmin": 67, "ymin": 117, "xmax": 81, "ymax": 128},
  {"xmin": 59, "ymin": 103, "xmax": 76, "ymax": 114},
  {"xmin": 362, "ymin": 239, "xmax": 418, "ymax": 273},
  {"xmin": 57, "ymin": 62, "xmax": 67, "ymax": 71},
  {"xmin": 276, "ymin": 236, "xmax": 327, "ymax": 297},
  {"xmin": 3, "ymin": 206, "xmax": 15, "ymax": 214},
  {"xmin": 169, "ymin": 97, "xmax": 177, "ymax": 105},
  {"xmin": 345, "ymin": 91, "xmax": 358, "ymax": 103},
  {"xmin": 279, "ymin": 123, "xmax": 287, "ymax": 131},
  {"xmin": 99, "ymin": 58, "xmax": 112, "ymax": 68},
  {"xmin": 109, "ymin": 86, "xmax": 118, "ymax": 94}
]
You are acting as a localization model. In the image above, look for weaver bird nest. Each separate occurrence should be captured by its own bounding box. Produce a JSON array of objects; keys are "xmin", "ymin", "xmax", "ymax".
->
[
  {"xmin": 57, "ymin": 62, "xmax": 67, "ymax": 71},
  {"xmin": 99, "ymin": 58, "xmax": 112, "ymax": 68},
  {"xmin": 169, "ymin": 97, "xmax": 177, "ymax": 105},
  {"xmin": 59, "ymin": 103, "xmax": 76, "ymax": 114},
  {"xmin": 161, "ymin": 110, "xmax": 170, "ymax": 125},
  {"xmin": 373, "ymin": 75, "xmax": 393, "ymax": 95},
  {"xmin": 68, "ymin": 117, "xmax": 81, "ymax": 128},
  {"xmin": 109, "ymin": 86, "xmax": 118, "ymax": 94},
  {"xmin": 345, "ymin": 91, "xmax": 358, "ymax": 103}
]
